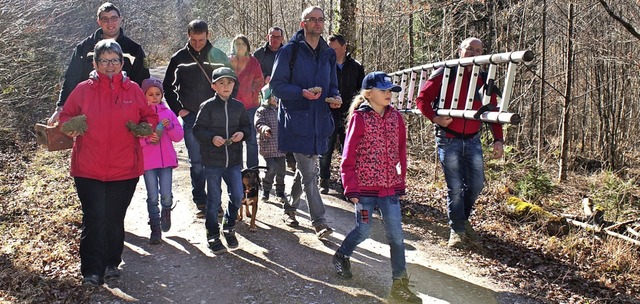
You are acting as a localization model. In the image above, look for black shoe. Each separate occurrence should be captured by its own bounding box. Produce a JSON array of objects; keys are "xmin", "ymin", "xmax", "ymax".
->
[
  {"xmin": 149, "ymin": 223, "xmax": 162, "ymax": 244},
  {"xmin": 223, "ymin": 228, "xmax": 239, "ymax": 249},
  {"xmin": 320, "ymin": 178, "xmax": 329, "ymax": 194},
  {"xmin": 333, "ymin": 252, "xmax": 353, "ymax": 279},
  {"xmin": 104, "ymin": 266, "xmax": 120, "ymax": 280},
  {"xmin": 82, "ymin": 274, "xmax": 103, "ymax": 288},
  {"xmin": 314, "ymin": 224, "xmax": 333, "ymax": 239},
  {"xmin": 390, "ymin": 277, "xmax": 422, "ymax": 303},
  {"xmin": 208, "ymin": 237, "xmax": 226, "ymax": 254},
  {"xmin": 283, "ymin": 212, "xmax": 299, "ymax": 227}
]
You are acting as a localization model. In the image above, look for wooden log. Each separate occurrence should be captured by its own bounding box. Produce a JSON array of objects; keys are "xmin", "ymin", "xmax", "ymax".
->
[
  {"xmin": 566, "ymin": 218, "xmax": 601, "ymax": 233},
  {"xmin": 603, "ymin": 228, "xmax": 640, "ymax": 247}
]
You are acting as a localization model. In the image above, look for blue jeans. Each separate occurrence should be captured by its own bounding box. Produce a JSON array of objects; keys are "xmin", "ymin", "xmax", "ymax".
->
[
  {"xmin": 436, "ymin": 134, "xmax": 485, "ymax": 233},
  {"xmin": 245, "ymin": 107, "xmax": 259, "ymax": 169},
  {"xmin": 337, "ymin": 196, "xmax": 407, "ymax": 279},
  {"xmin": 204, "ymin": 164, "xmax": 243, "ymax": 236},
  {"xmin": 182, "ymin": 112, "xmax": 207, "ymax": 206},
  {"xmin": 284, "ymin": 153, "xmax": 327, "ymax": 227},
  {"xmin": 74, "ymin": 177, "xmax": 138, "ymax": 278},
  {"xmin": 143, "ymin": 167, "xmax": 173, "ymax": 222},
  {"xmin": 263, "ymin": 156, "xmax": 286, "ymax": 195}
]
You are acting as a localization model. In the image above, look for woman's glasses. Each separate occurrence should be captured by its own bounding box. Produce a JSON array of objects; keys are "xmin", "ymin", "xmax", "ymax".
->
[{"xmin": 97, "ymin": 59, "xmax": 121, "ymax": 66}]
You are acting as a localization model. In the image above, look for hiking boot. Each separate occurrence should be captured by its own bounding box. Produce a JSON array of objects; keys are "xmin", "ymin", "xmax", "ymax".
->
[
  {"xmin": 276, "ymin": 192, "xmax": 288, "ymax": 204},
  {"xmin": 104, "ymin": 266, "xmax": 120, "ymax": 280},
  {"xmin": 161, "ymin": 208, "xmax": 171, "ymax": 232},
  {"xmin": 283, "ymin": 212, "xmax": 299, "ymax": 227},
  {"xmin": 223, "ymin": 228, "xmax": 239, "ymax": 249},
  {"xmin": 260, "ymin": 196, "xmax": 269, "ymax": 204},
  {"xmin": 315, "ymin": 223, "xmax": 333, "ymax": 239},
  {"xmin": 447, "ymin": 231, "xmax": 467, "ymax": 249},
  {"xmin": 208, "ymin": 237, "xmax": 226, "ymax": 254},
  {"xmin": 332, "ymin": 252, "xmax": 353, "ymax": 279},
  {"xmin": 390, "ymin": 277, "xmax": 422, "ymax": 303},
  {"xmin": 149, "ymin": 223, "xmax": 162, "ymax": 245},
  {"xmin": 464, "ymin": 220, "xmax": 479, "ymax": 242},
  {"xmin": 320, "ymin": 178, "xmax": 329, "ymax": 194},
  {"xmin": 82, "ymin": 274, "xmax": 103, "ymax": 288}
]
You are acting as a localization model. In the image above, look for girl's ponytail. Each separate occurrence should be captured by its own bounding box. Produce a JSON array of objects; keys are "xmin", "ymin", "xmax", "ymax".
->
[{"xmin": 345, "ymin": 89, "xmax": 368, "ymax": 129}]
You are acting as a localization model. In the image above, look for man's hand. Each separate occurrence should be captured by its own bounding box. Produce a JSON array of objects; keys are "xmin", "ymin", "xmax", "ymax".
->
[
  {"xmin": 47, "ymin": 108, "xmax": 62, "ymax": 126},
  {"xmin": 433, "ymin": 115, "xmax": 453, "ymax": 128},
  {"xmin": 328, "ymin": 95, "xmax": 342, "ymax": 109},
  {"xmin": 492, "ymin": 141, "xmax": 504, "ymax": 159},
  {"xmin": 302, "ymin": 89, "xmax": 321, "ymax": 100},
  {"xmin": 178, "ymin": 109, "xmax": 190, "ymax": 118}
]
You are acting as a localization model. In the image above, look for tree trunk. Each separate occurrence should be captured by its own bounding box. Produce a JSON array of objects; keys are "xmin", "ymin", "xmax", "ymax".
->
[
  {"xmin": 339, "ymin": 0, "xmax": 357, "ymax": 51},
  {"xmin": 537, "ymin": 0, "xmax": 547, "ymax": 164},
  {"xmin": 558, "ymin": 2, "xmax": 574, "ymax": 181}
]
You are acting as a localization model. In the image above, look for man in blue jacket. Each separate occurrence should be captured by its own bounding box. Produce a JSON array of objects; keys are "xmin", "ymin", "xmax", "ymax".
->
[{"xmin": 270, "ymin": 6, "xmax": 341, "ymax": 239}]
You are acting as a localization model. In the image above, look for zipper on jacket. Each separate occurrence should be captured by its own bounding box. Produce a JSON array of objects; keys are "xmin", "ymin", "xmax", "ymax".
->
[{"xmin": 224, "ymin": 100, "xmax": 230, "ymax": 168}]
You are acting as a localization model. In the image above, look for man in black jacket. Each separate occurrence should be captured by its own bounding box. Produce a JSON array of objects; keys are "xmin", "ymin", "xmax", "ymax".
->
[
  {"xmin": 163, "ymin": 19, "xmax": 232, "ymax": 216},
  {"xmin": 48, "ymin": 2, "xmax": 149, "ymax": 125},
  {"xmin": 319, "ymin": 34, "xmax": 365, "ymax": 194},
  {"xmin": 253, "ymin": 26, "xmax": 284, "ymax": 83}
]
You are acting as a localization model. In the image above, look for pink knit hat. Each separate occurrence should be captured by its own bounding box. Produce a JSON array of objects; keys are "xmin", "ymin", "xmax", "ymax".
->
[{"xmin": 141, "ymin": 77, "xmax": 164, "ymax": 94}]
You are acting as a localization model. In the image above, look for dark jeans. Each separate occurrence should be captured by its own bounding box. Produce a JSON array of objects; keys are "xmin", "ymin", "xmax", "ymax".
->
[
  {"xmin": 319, "ymin": 128, "xmax": 345, "ymax": 180},
  {"xmin": 75, "ymin": 176, "xmax": 138, "ymax": 278},
  {"xmin": 182, "ymin": 112, "xmax": 207, "ymax": 206},
  {"xmin": 246, "ymin": 107, "xmax": 259, "ymax": 169}
]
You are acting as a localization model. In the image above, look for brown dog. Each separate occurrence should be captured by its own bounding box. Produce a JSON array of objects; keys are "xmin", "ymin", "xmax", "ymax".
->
[{"xmin": 238, "ymin": 166, "xmax": 268, "ymax": 232}]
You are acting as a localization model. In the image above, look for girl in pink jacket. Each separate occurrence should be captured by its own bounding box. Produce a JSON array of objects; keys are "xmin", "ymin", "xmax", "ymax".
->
[{"xmin": 140, "ymin": 78, "xmax": 184, "ymax": 244}]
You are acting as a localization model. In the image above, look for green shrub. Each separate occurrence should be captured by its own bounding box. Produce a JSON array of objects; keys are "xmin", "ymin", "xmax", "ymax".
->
[{"xmin": 515, "ymin": 164, "xmax": 554, "ymax": 202}]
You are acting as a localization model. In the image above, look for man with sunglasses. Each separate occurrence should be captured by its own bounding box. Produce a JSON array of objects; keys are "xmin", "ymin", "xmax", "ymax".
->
[{"xmin": 48, "ymin": 2, "xmax": 149, "ymax": 125}]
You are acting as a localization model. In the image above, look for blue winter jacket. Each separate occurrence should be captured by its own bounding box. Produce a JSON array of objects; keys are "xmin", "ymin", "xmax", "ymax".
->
[{"xmin": 270, "ymin": 29, "xmax": 339, "ymax": 155}]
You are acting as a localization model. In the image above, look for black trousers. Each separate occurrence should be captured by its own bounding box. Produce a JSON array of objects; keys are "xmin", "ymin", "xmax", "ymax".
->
[{"xmin": 74, "ymin": 176, "xmax": 138, "ymax": 278}]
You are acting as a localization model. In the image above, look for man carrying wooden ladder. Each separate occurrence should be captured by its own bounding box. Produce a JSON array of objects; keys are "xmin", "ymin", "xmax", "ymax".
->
[{"xmin": 415, "ymin": 37, "xmax": 504, "ymax": 249}]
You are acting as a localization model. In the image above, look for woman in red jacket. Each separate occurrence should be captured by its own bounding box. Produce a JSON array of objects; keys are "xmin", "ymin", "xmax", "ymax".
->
[
  {"xmin": 59, "ymin": 39, "xmax": 158, "ymax": 288},
  {"xmin": 229, "ymin": 34, "xmax": 265, "ymax": 168}
]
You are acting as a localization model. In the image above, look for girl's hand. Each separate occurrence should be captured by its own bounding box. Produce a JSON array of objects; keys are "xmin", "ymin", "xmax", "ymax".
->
[
  {"xmin": 350, "ymin": 197, "xmax": 359, "ymax": 204},
  {"xmin": 149, "ymin": 133, "xmax": 159, "ymax": 144},
  {"xmin": 161, "ymin": 118, "xmax": 170, "ymax": 127}
]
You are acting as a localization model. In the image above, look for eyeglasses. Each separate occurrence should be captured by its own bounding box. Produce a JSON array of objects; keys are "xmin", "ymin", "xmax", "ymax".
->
[
  {"xmin": 304, "ymin": 17, "xmax": 325, "ymax": 23},
  {"xmin": 99, "ymin": 16, "xmax": 120, "ymax": 23},
  {"xmin": 97, "ymin": 59, "xmax": 121, "ymax": 66}
]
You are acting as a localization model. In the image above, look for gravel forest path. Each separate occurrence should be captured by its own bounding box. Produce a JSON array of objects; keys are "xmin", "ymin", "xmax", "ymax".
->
[{"xmin": 88, "ymin": 67, "xmax": 541, "ymax": 304}]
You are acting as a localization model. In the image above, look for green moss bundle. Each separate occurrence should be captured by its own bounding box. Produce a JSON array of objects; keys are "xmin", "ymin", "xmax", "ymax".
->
[
  {"xmin": 126, "ymin": 121, "xmax": 153, "ymax": 137},
  {"xmin": 60, "ymin": 114, "xmax": 88, "ymax": 135}
]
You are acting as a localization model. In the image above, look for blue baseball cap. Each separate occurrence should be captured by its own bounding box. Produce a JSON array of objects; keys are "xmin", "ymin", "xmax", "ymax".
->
[{"xmin": 361, "ymin": 71, "xmax": 401, "ymax": 92}]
